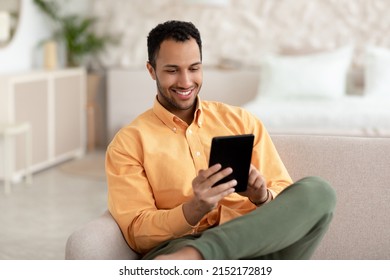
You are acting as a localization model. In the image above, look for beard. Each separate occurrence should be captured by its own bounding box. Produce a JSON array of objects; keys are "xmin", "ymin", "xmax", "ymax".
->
[{"xmin": 155, "ymin": 75, "xmax": 200, "ymax": 112}]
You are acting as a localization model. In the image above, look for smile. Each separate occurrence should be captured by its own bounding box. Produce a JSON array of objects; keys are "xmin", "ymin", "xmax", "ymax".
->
[{"xmin": 173, "ymin": 88, "xmax": 194, "ymax": 96}]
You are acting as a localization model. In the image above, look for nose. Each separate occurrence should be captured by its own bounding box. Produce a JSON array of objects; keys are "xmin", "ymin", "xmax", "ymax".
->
[{"xmin": 177, "ymin": 70, "xmax": 192, "ymax": 88}]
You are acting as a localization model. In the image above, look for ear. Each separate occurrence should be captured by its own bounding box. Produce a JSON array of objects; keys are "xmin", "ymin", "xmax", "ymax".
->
[{"xmin": 146, "ymin": 62, "xmax": 156, "ymax": 80}]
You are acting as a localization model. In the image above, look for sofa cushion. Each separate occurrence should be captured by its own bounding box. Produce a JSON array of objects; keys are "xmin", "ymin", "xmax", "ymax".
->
[{"xmin": 272, "ymin": 134, "xmax": 390, "ymax": 259}]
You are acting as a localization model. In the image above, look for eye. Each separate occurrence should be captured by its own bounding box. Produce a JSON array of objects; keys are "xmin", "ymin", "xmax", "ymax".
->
[
  {"xmin": 190, "ymin": 67, "xmax": 200, "ymax": 72},
  {"xmin": 165, "ymin": 69, "xmax": 177, "ymax": 74}
]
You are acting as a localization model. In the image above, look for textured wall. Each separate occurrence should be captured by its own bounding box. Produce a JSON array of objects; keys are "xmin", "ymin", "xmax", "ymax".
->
[{"xmin": 91, "ymin": 0, "xmax": 390, "ymax": 70}]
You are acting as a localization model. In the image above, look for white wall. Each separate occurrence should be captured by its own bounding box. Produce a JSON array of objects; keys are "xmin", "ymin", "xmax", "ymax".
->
[{"xmin": 0, "ymin": 0, "xmax": 91, "ymax": 75}]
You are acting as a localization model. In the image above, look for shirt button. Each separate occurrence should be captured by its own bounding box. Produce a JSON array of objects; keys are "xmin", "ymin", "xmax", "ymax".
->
[
  {"xmin": 188, "ymin": 129, "xmax": 192, "ymax": 134},
  {"xmin": 196, "ymin": 151, "xmax": 201, "ymax": 157},
  {"xmin": 173, "ymin": 127, "xmax": 177, "ymax": 132}
]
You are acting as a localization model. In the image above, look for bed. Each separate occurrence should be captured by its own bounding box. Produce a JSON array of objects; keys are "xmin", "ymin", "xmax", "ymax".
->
[
  {"xmin": 242, "ymin": 45, "xmax": 390, "ymax": 137},
  {"xmin": 244, "ymin": 96, "xmax": 390, "ymax": 137}
]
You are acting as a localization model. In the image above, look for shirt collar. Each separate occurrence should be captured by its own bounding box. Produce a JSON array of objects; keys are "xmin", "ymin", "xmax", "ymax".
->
[
  {"xmin": 194, "ymin": 97, "xmax": 204, "ymax": 127},
  {"xmin": 153, "ymin": 96, "xmax": 204, "ymax": 133}
]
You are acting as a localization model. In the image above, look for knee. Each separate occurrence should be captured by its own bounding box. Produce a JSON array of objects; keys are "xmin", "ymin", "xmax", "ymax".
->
[{"xmin": 293, "ymin": 176, "xmax": 337, "ymax": 214}]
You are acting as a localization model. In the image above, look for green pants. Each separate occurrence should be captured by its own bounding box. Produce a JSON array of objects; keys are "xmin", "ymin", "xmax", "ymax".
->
[{"xmin": 143, "ymin": 176, "xmax": 336, "ymax": 260}]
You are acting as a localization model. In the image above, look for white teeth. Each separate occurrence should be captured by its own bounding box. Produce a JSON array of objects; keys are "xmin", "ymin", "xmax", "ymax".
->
[{"xmin": 176, "ymin": 90, "xmax": 191, "ymax": 96}]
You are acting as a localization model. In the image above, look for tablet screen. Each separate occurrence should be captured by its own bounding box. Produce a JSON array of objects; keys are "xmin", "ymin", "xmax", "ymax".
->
[{"xmin": 208, "ymin": 134, "xmax": 254, "ymax": 192}]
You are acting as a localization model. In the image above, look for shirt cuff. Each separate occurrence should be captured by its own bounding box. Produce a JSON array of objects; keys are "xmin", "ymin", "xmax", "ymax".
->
[{"xmin": 268, "ymin": 188, "xmax": 276, "ymax": 199}]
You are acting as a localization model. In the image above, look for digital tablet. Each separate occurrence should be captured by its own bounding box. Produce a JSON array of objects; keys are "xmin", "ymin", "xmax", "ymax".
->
[{"xmin": 208, "ymin": 134, "xmax": 254, "ymax": 192}]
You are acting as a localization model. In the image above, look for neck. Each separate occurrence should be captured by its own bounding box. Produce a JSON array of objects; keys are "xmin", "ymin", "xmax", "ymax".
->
[
  {"xmin": 180, "ymin": 107, "xmax": 196, "ymax": 125},
  {"xmin": 156, "ymin": 95, "xmax": 197, "ymax": 125}
]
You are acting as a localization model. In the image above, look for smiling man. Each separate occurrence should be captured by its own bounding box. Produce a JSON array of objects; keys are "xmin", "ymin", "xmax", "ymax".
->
[
  {"xmin": 105, "ymin": 20, "xmax": 336, "ymax": 260},
  {"xmin": 146, "ymin": 35, "xmax": 202, "ymax": 124}
]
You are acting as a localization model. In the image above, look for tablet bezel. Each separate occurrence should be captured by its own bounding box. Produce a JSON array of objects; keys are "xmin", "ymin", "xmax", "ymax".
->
[{"xmin": 208, "ymin": 134, "xmax": 254, "ymax": 192}]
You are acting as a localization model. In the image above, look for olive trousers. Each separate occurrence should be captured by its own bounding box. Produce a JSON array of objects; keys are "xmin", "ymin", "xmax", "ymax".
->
[{"xmin": 143, "ymin": 176, "xmax": 336, "ymax": 260}]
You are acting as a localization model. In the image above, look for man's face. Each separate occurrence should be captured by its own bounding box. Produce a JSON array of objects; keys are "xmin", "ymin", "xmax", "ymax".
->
[{"xmin": 147, "ymin": 38, "xmax": 203, "ymax": 119}]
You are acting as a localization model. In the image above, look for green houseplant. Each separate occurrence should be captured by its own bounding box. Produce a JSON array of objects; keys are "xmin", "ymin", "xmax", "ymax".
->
[{"xmin": 34, "ymin": 0, "xmax": 115, "ymax": 69}]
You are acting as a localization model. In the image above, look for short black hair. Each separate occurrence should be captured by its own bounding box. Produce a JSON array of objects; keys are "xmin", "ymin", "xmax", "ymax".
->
[{"xmin": 147, "ymin": 20, "xmax": 202, "ymax": 68}]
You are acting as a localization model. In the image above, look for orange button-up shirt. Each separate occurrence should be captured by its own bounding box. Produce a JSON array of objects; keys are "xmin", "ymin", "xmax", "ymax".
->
[{"xmin": 106, "ymin": 97, "xmax": 292, "ymax": 255}]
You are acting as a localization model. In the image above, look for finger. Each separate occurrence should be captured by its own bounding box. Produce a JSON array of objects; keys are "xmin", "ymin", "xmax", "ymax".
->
[
  {"xmin": 198, "ymin": 164, "xmax": 223, "ymax": 179},
  {"xmin": 210, "ymin": 179, "xmax": 236, "ymax": 197},
  {"xmin": 193, "ymin": 164, "xmax": 222, "ymax": 187},
  {"xmin": 207, "ymin": 167, "xmax": 234, "ymax": 188},
  {"xmin": 193, "ymin": 165, "xmax": 233, "ymax": 194},
  {"xmin": 217, "ymin": 183, "xmax": 236, "ymax": 197},
  {"xmin": 247, "ymin": 167, "xmax": 258, "ymax": 187}
]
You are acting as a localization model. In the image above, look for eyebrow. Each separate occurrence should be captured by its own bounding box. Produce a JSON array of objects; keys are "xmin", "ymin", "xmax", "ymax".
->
[{"xmin": 163, "ymin": 62, "xmax": 202, "ymax": 68}]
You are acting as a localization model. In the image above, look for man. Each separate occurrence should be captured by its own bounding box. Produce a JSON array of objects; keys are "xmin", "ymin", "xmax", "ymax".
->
[{"xmin": 106, "ymin": 20, "xmax": 336, "ymax": 260}]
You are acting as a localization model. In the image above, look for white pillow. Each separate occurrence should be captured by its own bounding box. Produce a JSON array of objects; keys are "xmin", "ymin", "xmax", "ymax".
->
[
  {"xmin": 258, "ymin": 46, "xmax": 353, "ymax": 100},
  {"xmin": 364, "ymin": 46, "xmax": 390, "ymax": 97}
]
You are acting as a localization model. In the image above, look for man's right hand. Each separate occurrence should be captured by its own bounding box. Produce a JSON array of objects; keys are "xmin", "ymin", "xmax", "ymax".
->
[{"xmin": 182, "ymin": 164, "xmax": 237, "ymax": 226}]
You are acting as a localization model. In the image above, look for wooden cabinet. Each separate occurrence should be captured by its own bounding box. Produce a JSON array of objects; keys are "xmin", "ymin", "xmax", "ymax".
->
[{"xmin": 0, "ymin": 68, "xmax": 86, "ymax": 181}]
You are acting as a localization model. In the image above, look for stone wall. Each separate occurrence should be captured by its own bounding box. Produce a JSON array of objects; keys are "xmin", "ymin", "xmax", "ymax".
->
[{"xmin": 91, "ymin": 0, "xmax": 390, "ymax": 69}]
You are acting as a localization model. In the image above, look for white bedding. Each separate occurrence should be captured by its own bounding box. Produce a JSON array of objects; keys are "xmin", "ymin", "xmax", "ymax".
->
[
  {"xmin": 242, "ymin": 45, "xmax": 390, "ymax": 137},
  {"xmin": 243, "ymin": 96, "xmax": 390, "ymax": 137}
]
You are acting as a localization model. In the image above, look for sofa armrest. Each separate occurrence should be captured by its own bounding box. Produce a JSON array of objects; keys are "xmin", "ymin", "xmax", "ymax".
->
[{"xmin": 65, "ymin": 210, "xmax": 140, "ymax": 260}]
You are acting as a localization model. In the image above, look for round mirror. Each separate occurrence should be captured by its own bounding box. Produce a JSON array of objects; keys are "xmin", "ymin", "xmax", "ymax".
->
[{"xmin": 0, "ymin": 0, "xmax": 20, "ymax": 48}]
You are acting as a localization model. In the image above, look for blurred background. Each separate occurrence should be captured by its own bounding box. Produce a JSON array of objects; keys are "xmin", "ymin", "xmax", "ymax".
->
[{"xmin": 1, "ymin": 0, "xmax": 390, "ymax": 259}]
